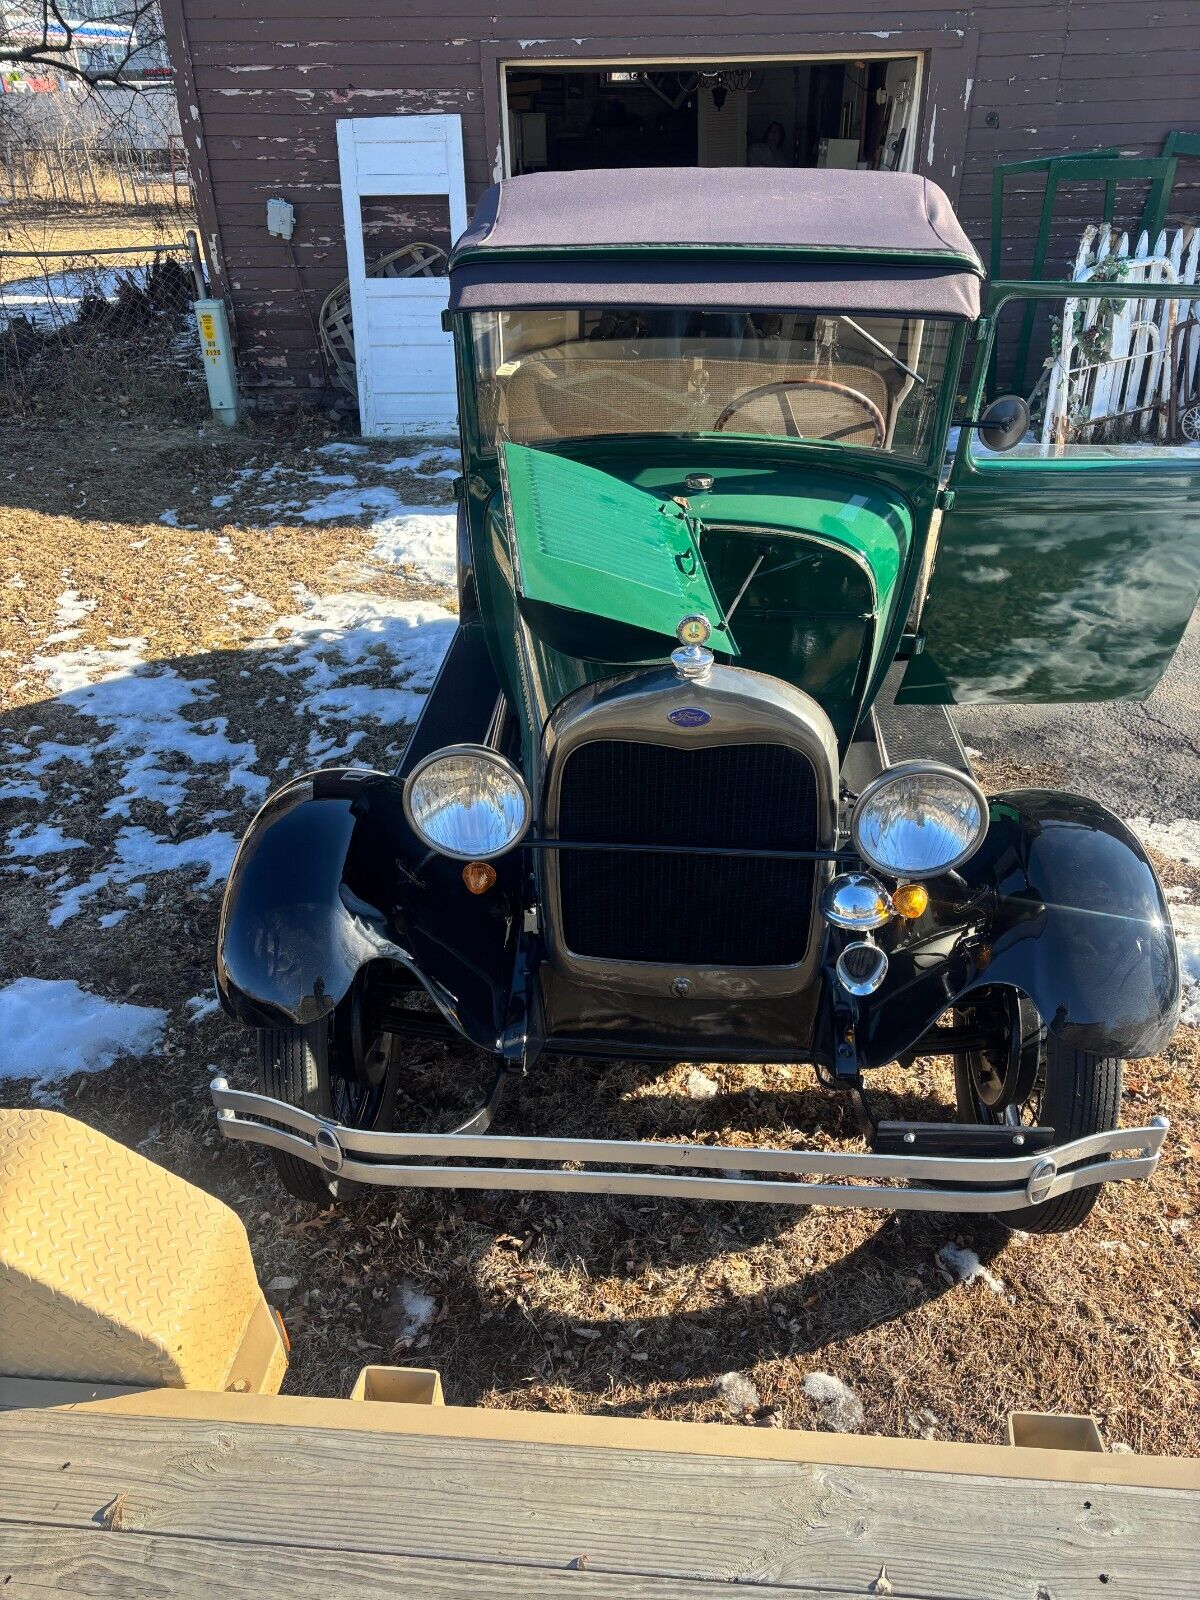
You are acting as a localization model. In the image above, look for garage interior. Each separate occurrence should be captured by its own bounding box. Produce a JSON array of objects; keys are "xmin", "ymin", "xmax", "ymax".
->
[{"xmin": 504, "ymin": 58, "xmax": 920, "ymax": 176}]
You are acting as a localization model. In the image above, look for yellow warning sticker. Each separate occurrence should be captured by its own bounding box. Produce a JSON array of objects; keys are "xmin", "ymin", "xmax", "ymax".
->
[{"xmin": 199, "ymin": 312, "xmax": 216, "ymax": 341}]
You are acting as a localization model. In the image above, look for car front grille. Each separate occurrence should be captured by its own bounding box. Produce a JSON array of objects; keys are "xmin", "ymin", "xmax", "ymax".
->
[{"xmin": 555, "ymin": 740, "xmax": 820, "ymax": 967}]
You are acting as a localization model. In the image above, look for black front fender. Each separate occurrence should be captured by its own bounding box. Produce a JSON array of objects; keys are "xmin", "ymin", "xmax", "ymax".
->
[
  {"xmin": 858, "ymin": 789, "xmax": 1181, "ymax": 1066},
  {"xmin": 216, "ymin": 619, "xmax": 520, "ymax": 1049},
  {"xmin": 215, "ymin": 767, "xmax": 520, "ymax": 1051},
  {"xmin": 216, "ymin": 769, "xmax": 410, "ymax": 1029}
]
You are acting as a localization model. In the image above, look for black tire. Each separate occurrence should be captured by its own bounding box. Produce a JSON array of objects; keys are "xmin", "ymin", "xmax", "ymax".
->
[
  {"xmin": 257, "ymin": 977, "xmax": 399, "ymax": 1204},
  {"xmin": 954, "ymin": 1014, "xmax": 1123, "ymax": 1234}
]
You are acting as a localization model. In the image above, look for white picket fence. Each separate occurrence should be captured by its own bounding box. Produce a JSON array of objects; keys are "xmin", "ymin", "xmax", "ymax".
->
[{"xmin": 1041, "ymin": 223, "xmax": 1200, "ymax": 451}]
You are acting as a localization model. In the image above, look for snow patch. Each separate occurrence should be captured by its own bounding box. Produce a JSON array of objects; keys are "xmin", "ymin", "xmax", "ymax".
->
[
  {"xmin": 382, "ymin": 451, "xmax": 458, "ymax": 479},
  {"xmin": 0, "ymin": 977, "xmax": 166, "ymax": 1085},
  {"xmin": 247, "ymin": 467, "xmax": 457, "ymax": 586},
  {"xmin": 45, "ymin": 588, "xmax": 96, "ymax": 645},
  {"xmin": 25, "ymin": 633, "xmax": 266, "ymax": 817},
  {"xmin": 716, "ymin": 1371, "xmax": 761, "ymax": 1415},
  {"xmin": 32, "ymin": 636, "xmax": 146, "ymax": 694},
  {"xmin": 275, "ymin": 481, "xmax": 411, "ymax": 525},
  {"xmin": 0, "ymin": 267, "xmax": 130, "ymax": 329},
  {"xmin": 1170, "ymin": 901, "xmax": 1200, "ymax": 1027},
  {"xmin": 369, "ymin": 509, "xmax": 457, "ymax": 585},
  {"xmin": 802, "ymin": 1371, "xmax": 864, "ymax": 1432},
  {"xmin": 0, "ymin": 778, "xmax": 46, "ymax": 804},
  {"xmin": 5, "ymin": 824, "xmax": 88, "ymax": 859},
  {"xmin": 185, "ymin": 993, "xmax": 222, "ymax": 1023},
  {"xmin": 1128, "ymin": 816, "xmax": 1200, "ymax": 867},
  {"xmin": 256, "ymin": 590, "xmax": 456, "ymax": 745},
  {"xmin": 392, "ymin": 1282, "xmax": 437, "ymax": 1344},
  {"xmin": 49, "ymin": 825, "xmax": 237, "ymax": 926},
  {"xmin": 1126, "ymin": 817, "xmax": 1200, "ymax": 1026},
  {"xmin": 937, "ymin": 1241, "xmax": 1007, "ymax": 1296},
  {"xmin": 685, "ymin": 1068, "xmax": 719, "ymax": 1099}
]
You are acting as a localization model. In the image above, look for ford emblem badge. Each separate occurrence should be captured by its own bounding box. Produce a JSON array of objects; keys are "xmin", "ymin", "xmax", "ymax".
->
[{"xmin": 668, "ymin": 707, "xmax": 711, "ymax": 728}]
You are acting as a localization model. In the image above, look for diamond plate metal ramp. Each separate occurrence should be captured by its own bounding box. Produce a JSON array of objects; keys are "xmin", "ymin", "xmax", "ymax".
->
[{"xmin": 0, "ymin": 1109, "xmax": 286, "ymax": 1393}]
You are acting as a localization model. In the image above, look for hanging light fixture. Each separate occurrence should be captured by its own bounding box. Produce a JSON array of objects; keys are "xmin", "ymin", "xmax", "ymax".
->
[{"xmin": 697, "ymin": 66, "xmax": 763, "ymax": 109}]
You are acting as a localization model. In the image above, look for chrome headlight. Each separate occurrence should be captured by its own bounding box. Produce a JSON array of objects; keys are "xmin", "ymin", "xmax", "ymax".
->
[
  {"xmin": 852, "ymin": 762, "xmax": 988, "ymax": 879},
  {"xmin": 403, "ymin": 745, "xmax": 530, "ymax": 860}
]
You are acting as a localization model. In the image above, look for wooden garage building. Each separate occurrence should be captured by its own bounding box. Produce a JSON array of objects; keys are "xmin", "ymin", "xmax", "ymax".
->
[{"xmin": 159, "ymin": 0, "xmax": 1200, "ymax": 424}]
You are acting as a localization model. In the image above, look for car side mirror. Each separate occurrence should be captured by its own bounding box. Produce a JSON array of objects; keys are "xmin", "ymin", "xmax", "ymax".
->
[{"xmin": 976, "ymin": 394, "xmax": 1030, "ymax": 452}]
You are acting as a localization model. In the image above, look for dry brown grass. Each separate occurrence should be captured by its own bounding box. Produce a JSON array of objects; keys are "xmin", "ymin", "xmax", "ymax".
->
[
  {"xmin": 0, "ymin": 201, "xmax": 191, "ymax": 282},
  {"xmin": 1, "ymin": 418, "xmax": 1196, "ymax": 1455}
]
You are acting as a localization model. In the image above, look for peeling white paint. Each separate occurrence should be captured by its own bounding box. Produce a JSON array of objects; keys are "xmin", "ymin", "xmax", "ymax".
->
[
  {"xmin": 189, "ymin": 102, "xmax": 200, "ymax": 121},
  {"xmin": 492, "ymin": 139, "xmax": 503, "ymax": 183},
  {"xmin": 518, "ymin": 38, "xmax": 550, "ymax": 47},
  {"xmin": 926, "ymin": 105, "xmax": 937, "ymax": 166},
  {"xmin": 215, "ymin": 87, "xmax": 314, "ymax": 99},
  {"xmin": 865, "ymin": 30, "xmax": 895, "ymax": 37},
  {"xmin": 963, "ymin": 77, "xmax": 974, "ymax": 108}
]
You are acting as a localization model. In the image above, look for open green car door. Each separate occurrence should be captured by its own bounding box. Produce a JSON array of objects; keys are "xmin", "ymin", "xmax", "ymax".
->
[
  {"xmin": 900, "ymin": 281, "xmax": 1200, "ymax": 705},
  {"xmin": 502, "ymin": 443, "xmax": 737, "ymax": 655}
]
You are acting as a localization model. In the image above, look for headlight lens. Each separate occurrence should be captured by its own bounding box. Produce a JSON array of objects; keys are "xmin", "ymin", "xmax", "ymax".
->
[
  {"xmin": 403, "ymin": 745, "xmax": 530, "ymax": 860},
  {"xmin": 852, "ymin": 762, "xmax": 988, "ymax": 879}
]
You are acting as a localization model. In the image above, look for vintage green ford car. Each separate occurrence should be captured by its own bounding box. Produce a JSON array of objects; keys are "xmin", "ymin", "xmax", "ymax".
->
[{"xmin": 212, "ymin": 168, "xmax": 1200, "ymax": 1233}]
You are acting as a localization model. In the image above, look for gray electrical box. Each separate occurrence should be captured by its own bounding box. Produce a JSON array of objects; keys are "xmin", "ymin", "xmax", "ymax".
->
[{"xmin": 267, "ymin": 197, "xmax": 295, "ymax": 240}]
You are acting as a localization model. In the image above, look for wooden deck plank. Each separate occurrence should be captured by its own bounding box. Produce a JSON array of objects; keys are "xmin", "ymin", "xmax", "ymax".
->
[
  {"xmin": 0, "ymin": 1527, "xmax": 866, "ymax": 1600},
  {"xmin": 1, "ymin": 1411, "xmax": 1195, "ymax": 1599}
]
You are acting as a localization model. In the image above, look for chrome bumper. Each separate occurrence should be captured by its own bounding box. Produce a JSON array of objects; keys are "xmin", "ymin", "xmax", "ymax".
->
[{"xmin": 211, "ymin": 1079, "xmax": 1169, "ymax": 1213}]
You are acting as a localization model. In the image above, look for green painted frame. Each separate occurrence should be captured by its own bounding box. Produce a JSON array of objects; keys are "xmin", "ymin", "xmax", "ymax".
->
[{"xmin": 990, "ymin": 146, "xmax": 1188, "ymax": 396}]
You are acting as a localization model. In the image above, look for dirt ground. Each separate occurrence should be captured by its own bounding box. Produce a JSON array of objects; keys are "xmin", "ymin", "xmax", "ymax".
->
[{"xmin": 1, "ymin": 412, "xmax": 1197, "ymax": 1455}]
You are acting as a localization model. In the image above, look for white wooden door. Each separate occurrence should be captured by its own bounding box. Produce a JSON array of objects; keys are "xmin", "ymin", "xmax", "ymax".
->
[{"xmin": 336, "ymin": 114, "xmax": 466, "ymax": 436}]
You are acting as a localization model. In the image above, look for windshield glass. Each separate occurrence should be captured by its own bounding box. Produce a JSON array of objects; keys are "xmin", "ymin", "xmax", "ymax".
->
[{"xmin": 470, "ymin": 308, "xmax": 956, "ymax": 460}]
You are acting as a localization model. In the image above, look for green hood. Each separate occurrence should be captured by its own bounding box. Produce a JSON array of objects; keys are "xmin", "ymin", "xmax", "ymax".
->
[{"xmin": 492, "ymin": 443, "xmax": 914, "ymax": 749}]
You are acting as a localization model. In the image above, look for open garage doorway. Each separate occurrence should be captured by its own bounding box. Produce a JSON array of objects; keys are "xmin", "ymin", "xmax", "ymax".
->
[{"xmin": 503, "ymin": 57, "xmax": 921, "ymax": 177}]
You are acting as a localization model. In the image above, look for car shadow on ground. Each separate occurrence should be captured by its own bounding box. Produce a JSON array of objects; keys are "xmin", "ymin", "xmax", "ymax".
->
[{"xmin": 371, "ymin": 1044, "xmax": 1012, "ymax": 1389}]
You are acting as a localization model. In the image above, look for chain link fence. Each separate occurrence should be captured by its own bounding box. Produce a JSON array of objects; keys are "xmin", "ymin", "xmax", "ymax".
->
[{"xmin": 0, "ymin": 241, "xmax": 208, "ymax": 422}]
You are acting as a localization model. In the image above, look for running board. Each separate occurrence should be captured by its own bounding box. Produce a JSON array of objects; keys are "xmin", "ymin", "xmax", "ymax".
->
[
  {"xmin": 873, "ymin": 660, "xmax": 972, "ymax": 774},
  {"xmin": 210, "ymin": 1080, "xmax": 1168, "ymax": 1215}
]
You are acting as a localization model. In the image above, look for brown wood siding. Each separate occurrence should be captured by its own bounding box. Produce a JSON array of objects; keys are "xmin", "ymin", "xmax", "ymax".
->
[{"xmin": 162, "ymin": 0, "xmax": 1200, "ymax": 399}]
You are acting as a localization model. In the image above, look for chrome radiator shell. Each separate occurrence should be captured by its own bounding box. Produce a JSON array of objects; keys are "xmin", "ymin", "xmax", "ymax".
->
[{"xmin": 539, "ymin": 664, "xmax": 839, "ymax": 999}]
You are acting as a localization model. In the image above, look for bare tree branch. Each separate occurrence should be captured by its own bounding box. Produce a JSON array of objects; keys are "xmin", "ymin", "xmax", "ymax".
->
[{"xmin": 0, "ymin": 0, "xmax": 166, "ymax": 90}]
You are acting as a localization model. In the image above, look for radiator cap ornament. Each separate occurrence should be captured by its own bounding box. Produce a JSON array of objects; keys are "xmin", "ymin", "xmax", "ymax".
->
[{"xmin": 672, "ymin": 614, "xmax": 714, "ymax": 682}]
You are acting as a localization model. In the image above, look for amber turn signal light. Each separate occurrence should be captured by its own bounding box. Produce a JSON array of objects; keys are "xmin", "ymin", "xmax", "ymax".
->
[
  {"xmin": 892, "ymin": 882, "xmax": 929, "ymax": 919},
  {"xmin": 462, "ymin": 861, "xmax": 497, "ymax": 895}
]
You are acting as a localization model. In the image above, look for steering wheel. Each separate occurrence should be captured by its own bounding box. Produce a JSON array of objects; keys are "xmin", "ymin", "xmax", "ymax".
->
[{"xmin": 714, "ymin": 377, "xmax": 886, "ymax": 446}]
